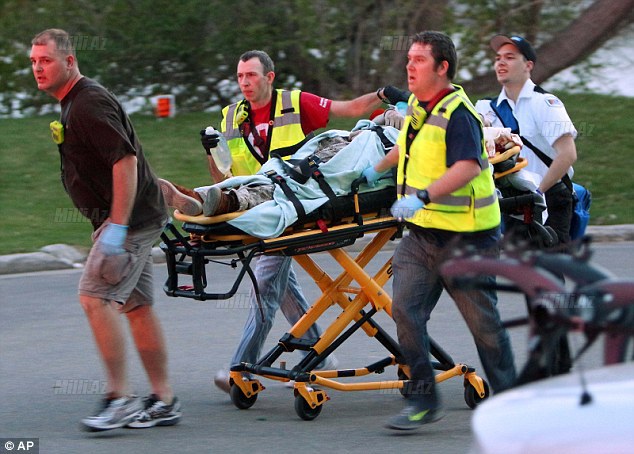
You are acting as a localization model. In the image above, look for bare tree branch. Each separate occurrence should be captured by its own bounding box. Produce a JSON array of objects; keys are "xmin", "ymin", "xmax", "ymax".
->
[
  {"xmin": 532, "ymin": 0, "xmax": 634, "ymax": 83},
  {"xmin": 464, "ymin": 0, "xmax": 634, "ymax": 95}
]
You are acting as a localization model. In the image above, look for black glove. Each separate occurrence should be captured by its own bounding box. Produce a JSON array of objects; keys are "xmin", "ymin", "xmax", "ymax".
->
[
  {"xmin": 381, "ymin": 85, "xmax": 411, "ymax": 105},
  {"xmin": 200, "ymin": 129, "xmax": 219, "ymax": 154}
]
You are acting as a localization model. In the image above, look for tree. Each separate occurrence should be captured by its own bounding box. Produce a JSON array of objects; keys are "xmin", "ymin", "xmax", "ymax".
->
[
  {"xmin": 463, "ymin": 0, "xmax": 634, "ymax": 94},
  {"xmin": 1, "ymin": 0, "xmax": 631, "ymax": 117}
]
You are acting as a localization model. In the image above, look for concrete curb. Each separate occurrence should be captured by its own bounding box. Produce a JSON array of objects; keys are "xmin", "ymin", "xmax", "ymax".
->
[
  {"xmin": 0, "ymin": 244, "xmax": 166, "ymax": 276},
  {"xmin": 2, "ymin": 225, "xmax": 634, "ymax": 276},
  {"xmin": 585, "ymin": 224, "xmax": 634, "ymax": 243}
]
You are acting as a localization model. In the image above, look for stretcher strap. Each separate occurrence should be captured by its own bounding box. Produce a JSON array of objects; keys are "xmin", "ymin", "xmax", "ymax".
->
[
  {"xmin": 264, "ymin": 170, "xmax": 307, "ymax": 220},
  {"xmin": 299, "ymin": 157, "xmax": 338, "ymax": 205},
  {"xmin": 280, "ymin": 153, "xmax": 337, "ymax": 200},
  {"xmin": 311, "ymin": 169, "xmax": 338, "ymax": 207},
  {"xmin": 283, "ymin": 153, "xmax": 321, "ymax": 183},
  {"xmin": 369, "ymin": 124, "xmax": 396, "ymax": 151}
]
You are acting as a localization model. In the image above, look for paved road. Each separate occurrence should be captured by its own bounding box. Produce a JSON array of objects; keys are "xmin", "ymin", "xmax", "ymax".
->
[{"xmin": 1, "ymin": 242, "xmax": 632, "ymax": 454}]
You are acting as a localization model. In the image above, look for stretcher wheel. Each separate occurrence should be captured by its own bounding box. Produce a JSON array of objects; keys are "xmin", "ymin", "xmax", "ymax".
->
[
  {"xmin": 464, "ymin": 379, "xmax": 489, "ymax": 409},
  {"xmin": 230, "ymin": 383, "xmax": 258, "ymax": 409},
  {"xmin": 294, "ymin": 394, "xmax": 323, "ymax": 421}
]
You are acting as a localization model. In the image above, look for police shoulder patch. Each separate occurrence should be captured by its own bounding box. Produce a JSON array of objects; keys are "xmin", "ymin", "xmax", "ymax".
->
[{"xmin": 544, "ymin": 95, "xmax": 563, "ymax": 107}]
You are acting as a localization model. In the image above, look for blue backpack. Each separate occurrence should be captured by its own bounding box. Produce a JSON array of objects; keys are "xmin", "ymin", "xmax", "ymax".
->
[{"xmin": 570, "ymin": 183, "xmax": 591, "ymax": 240}]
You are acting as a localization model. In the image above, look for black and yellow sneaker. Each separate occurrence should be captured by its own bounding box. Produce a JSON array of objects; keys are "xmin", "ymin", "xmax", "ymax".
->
[{"xmin": 385, "ymin": 405, "xmax": 443, "ymax": 431}]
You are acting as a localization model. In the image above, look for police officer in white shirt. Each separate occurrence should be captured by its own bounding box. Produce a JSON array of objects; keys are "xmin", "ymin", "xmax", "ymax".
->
[{"xmin": 475, "ymin": 35, "xmax": 577, "ymax": 245}]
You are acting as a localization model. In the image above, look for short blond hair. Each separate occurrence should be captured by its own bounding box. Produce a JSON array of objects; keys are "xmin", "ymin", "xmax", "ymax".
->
[{"xmin": 32, "ymin": 29, "xmax": 76, "ymax": 57}]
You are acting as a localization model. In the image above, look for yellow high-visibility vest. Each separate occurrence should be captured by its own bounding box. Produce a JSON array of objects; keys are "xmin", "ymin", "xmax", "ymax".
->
[
  {"xmin": 396, "ymin": 86, "xmax": 500, "ymax": 232},
  {"xmin": 221, "ymin": 89, "xmax": 306, "ymax": 176}
]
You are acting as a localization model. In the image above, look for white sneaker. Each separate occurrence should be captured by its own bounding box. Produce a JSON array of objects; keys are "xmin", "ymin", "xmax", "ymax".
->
[{"xmin": 81, "ymin": 395, "xmax": 143, "ymax": 432}]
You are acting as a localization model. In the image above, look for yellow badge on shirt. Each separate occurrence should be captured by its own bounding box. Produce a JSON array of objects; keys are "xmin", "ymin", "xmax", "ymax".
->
[{"xmin": 50, "ymin": 121, "xmax": 64, "ymax": 144}]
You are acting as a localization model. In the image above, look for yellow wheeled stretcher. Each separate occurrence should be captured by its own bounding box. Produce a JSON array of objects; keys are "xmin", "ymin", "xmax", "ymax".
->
[{"xmin": 160, "ymin": 185, "xmax": 490, "ymax": 420}]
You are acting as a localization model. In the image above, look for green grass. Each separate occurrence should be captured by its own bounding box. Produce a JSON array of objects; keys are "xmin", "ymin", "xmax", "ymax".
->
[
  {"xmin": 0, "ymin": 93, "xmax": 632, "ymax": 254},
  {"xmin": 559, "ymin": 94, "xmax": 634, "ymax": 225},
  {"xmin": 0, "ymin": 112, "xmax": 361, "ymax": 254}
]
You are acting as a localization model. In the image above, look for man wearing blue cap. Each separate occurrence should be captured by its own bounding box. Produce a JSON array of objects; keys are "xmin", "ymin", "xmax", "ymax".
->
[{"xmin": 476, "ymin": 35, "xmax": 578, "ymax": 246}]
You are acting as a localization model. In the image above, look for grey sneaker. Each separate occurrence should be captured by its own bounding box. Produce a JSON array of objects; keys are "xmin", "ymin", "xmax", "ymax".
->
[
  {"xmin": 126, "ymin": 394, "xmax": 182, "ymax": 428},
  {"xmin": 385, "ymin": 405, "xmax": 443, "ymax": 431},
  {"xmin": 202, "ymin": 186, "xmax": 222, "ymax": 217},
  {"xmin": 81, "ymin": 395, "xmax": 143, "ymax": 432},
  {"xmin": 201, "ymin": 186, "xmax": 239, "ymax": 217}
]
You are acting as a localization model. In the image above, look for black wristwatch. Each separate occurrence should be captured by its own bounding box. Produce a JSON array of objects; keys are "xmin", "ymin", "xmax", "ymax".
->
[
  {"xmin": 416, "ymin": 189, "xmax": 431, "ymax": 204},
  {"xmin": 376, "ymin": 87, "xmax": 388, "ymax": 103}
]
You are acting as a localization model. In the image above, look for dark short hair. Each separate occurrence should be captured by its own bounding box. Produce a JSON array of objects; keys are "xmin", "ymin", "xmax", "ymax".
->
[
  {"xmin": 31, "ymin": 28, "xmax": 76, "ymax": 57},
  {"xmin": 239, "ymin": 50, "xmax": 274, "ymax": 74},
  {"xmin": 412, "ymin": 31, "xmax": 457, "ymax": 80}
]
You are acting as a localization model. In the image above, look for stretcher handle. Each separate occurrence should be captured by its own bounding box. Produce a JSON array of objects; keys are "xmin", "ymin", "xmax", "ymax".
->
[
  {"xmin": 351, "ymin": 175, "xmax": 366, "ymax": 195},
  {"xmin": 498, "ymin": 193, "xmax": 545, "ymax": 212},
  {"xmin": 351, "ymin": 176, "xmax": 366, "ymax": 226}
]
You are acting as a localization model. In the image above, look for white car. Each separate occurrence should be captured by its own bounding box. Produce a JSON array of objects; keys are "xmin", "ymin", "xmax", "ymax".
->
[{"xmin": 470, "ymin": 362, "xmax": 634, "ymax": 454}]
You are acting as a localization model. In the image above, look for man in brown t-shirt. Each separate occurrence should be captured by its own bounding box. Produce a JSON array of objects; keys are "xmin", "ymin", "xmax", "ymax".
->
[{"xmin": 30, "ymin": 28, "xmax": 181, "ymax": 432}]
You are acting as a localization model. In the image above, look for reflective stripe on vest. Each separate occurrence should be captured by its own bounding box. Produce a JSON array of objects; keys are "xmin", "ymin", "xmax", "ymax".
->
[
  {"xmin": 397, "ymin": 86, "xmax": 500, "ymax": 232},
  {"xmin": 220, "ymin": 89, "xmax": 305, "ymax": 176}
]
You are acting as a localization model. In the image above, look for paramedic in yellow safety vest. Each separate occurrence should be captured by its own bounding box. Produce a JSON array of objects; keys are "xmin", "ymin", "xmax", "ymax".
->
[
  {"xmin": 364, "ymin": 31, "xmax": 516, "ymax": 431},
  {"xmin": 201, "ymin": 50, "xmax": 382, "ymax": 182},
  {"xmin": 219, "ymin": 89, "xmax": 304, "ymax": 176},
  {"xmin": 180, "ymin": 50, "xmax": 383, "ymax": 395}
]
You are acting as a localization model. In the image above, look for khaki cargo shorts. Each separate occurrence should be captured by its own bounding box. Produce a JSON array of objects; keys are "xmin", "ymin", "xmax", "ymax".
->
[{"xmin": 79, "ymin": 219, "xmax": 167, "ymax": 313}]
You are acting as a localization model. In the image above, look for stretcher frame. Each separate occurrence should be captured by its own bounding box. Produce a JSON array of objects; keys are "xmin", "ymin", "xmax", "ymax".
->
[{"xmin": 160, "ymin": 199, "xmax": 490, "ymax": 420}]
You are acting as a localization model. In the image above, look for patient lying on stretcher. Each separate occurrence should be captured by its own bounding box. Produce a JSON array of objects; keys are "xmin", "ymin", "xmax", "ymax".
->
[
  {"xmin": 160, "ymin": 135, "xmax": 351, "ymax": 217},
  {"xmin": 160, "ymin": 120, "xmax": 399, "ymax": 224}
]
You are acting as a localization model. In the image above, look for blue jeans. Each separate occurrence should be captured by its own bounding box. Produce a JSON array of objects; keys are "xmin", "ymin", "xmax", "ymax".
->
[
  {"xmin": 391, "ymin": 229, "xmax": 516, "ymax": 408},
  {"xmin": 231, "ymin": 254, "xmax": 323, "ymax": 367}
]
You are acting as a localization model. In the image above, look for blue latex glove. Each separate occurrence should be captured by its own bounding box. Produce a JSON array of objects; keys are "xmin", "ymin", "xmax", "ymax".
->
[
  {"xmin": 99, "ymin": 223, "xmax": 128, "ymax": 256},
  {"xmin": 395, "ymin": 101, "xmax": 408, "ymax": 116},
  {"xmin": 390, "ymin": 195, "xmax": 425, "ymax": 220},
  {"xmin": 362, "ymin": 166, "xmax": 385, "ymax": 188}
]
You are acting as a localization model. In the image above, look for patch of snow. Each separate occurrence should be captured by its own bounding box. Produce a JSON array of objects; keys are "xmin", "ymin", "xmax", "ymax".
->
[{"xmin": 545, "ymin": 25, "xmax": 634, "ymax": 97}]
